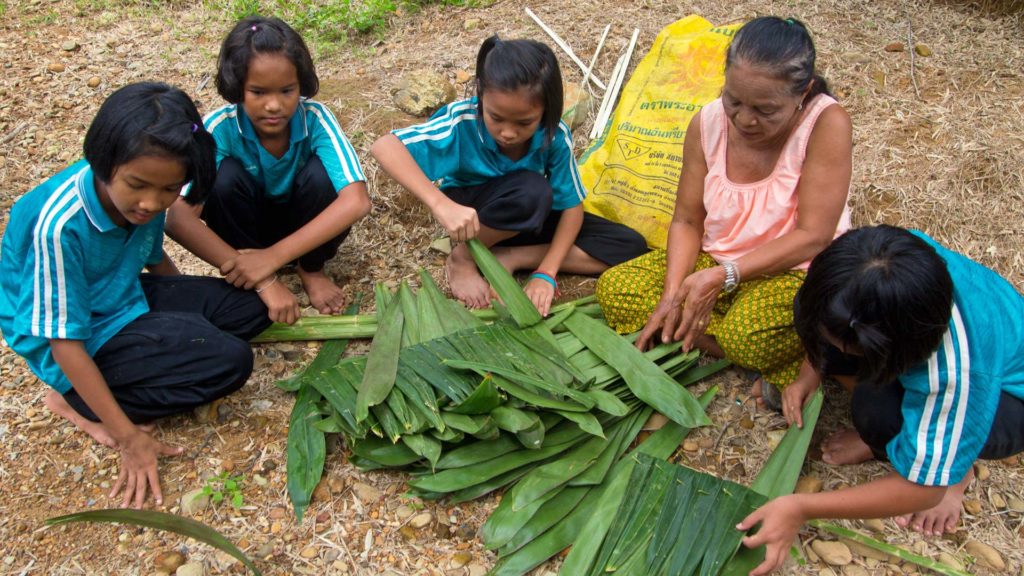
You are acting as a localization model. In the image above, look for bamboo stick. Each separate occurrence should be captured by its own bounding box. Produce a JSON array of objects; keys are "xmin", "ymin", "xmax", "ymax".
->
[
  {"xmin": 580, "ymin": 24, "xmax": 611, "ymax": 93},
  {"xmin": 590, "ymin": 28, "xmax": 639, "ymax": 141},
  {"xmin": 589, "ymin": 52, "xmax": 625, "ymax": 140},
  {"xmin": 524, "ymin": 8, "xmax": 606, "ymax": 91}
]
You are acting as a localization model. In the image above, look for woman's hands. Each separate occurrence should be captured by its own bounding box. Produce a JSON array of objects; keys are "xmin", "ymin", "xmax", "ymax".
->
[
  {"xmin": 737, "ymin": 495, "xmax": 808, "ymax": 576},
  {"xmin": 636, "ymin": 266, "xmax": 725, "ymax": 351},
  {"xmin": 781, "ymin": 360, "xmax": 821, "ymax": 428},
  {"xmin": 111, "ymin": 427, "xmax": 184, "ymax": 509}
]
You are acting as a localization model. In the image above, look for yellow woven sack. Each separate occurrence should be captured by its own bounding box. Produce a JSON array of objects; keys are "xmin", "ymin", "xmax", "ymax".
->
[{"xmin": 580, "ymin": 16, "xmax": 741, "ymax": 250}]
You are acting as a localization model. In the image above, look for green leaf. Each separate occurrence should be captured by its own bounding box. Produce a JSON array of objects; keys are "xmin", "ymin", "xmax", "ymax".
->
[
  {"xmin": 231, "ymin": 492, "xmax": 244, "ymax": 509},
  {"xmin": 446, "ymin": 373, "xmax": 504, "ymax": 414},
  {"xmin": 467, "ymin": 239, "xmax": 543, "ymax": 328},
  {"xmin": 515, "ymin": 413, "xmax": 547, "ymax": 450},
  {"xmin": 491, "ymin": 405, "xmax": 540, "ymax": 433},
  {"xmin": 564, "ymin": 312, "xmax": 710, "ymax": 429},
  {"xmin": 45, "ymin": 509, "xmax": 262, "ymax": 575},
  {"xmin": 356, "ymin": 296, "xmax": 404, "ymax": 422},
  {"xmin": 809, "ymin": 520, "xmax": 972, "ymax": 576},
  {"xmin": 286, "ymin": 383, "xmax": 325, "ymax": 522}
]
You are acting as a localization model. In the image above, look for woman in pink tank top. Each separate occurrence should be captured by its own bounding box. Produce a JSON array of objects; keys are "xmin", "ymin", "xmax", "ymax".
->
[{"xmin": 597, "ymin": 17, "xmax": 852, "ymax": 414}]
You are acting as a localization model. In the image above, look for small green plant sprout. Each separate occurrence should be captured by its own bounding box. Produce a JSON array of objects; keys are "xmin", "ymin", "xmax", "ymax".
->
[{"xmin": 202, "ymin": 472, "xmax": 246, "ymax": 509}]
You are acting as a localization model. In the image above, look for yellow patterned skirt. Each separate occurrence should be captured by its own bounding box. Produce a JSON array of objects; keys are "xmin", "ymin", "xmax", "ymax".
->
[{"xmin": 595, "ymin": 250, "xmax": 805, "ymax": 389}]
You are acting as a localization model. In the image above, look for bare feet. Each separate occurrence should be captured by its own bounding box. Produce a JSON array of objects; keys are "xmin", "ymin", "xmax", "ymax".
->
[
  {"xmin": 821, "ymin": 427, "xmax": 874, "ymax": 465},
  {"xmin": 446, "ymin": 245, "xmax": 491, "ymax": 308},
  {"xmin": 895, "ymin": 468, "xmax": 973, "ymax": 536},
  {"xmin": 297, "ymin": 267, "xmax": 347, "ymax": 314},
  {"xmin": 749, "ymin": 376, "xmax": 782, "ymax": 412},
  {"xmin": 43, "ymin": 390, "xmax": 153, "ymax": 447}
]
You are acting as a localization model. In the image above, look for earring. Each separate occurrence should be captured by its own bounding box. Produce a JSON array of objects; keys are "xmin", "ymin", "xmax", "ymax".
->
[{"xmin": 797, "ymin": 103, "xmax": 804, "ymax": 111}]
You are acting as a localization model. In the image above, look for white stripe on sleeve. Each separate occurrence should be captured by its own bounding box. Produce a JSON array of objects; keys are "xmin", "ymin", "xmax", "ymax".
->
[
  {"xmin": 941, "ymin": 304, "xmax": 970, "ymax": 485},
  {"xmin": 909, "ymin": 344, "xmax": 943, "ymax": 483},
  {"xmin": 31, "ymin": 175, "xmax": 81, "ymax": 337},
  {"xmin": 925, "ymin": 326, "xmax": 959, "ymax": 485}
]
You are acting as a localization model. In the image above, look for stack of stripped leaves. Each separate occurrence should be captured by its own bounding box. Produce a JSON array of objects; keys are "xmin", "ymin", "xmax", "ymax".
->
[{"xmin": 277, "ymin": 240, "xmax": 728, "ymax": 572}]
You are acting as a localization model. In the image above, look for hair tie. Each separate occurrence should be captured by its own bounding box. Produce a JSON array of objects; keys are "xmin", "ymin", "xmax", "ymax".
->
[
  {"xmin": 191, "ymin": 123, "xmax": 198, "ymax": 134},
  {"xmin": 849, "ymin": 318, "xmax": 858, "ymax": 329},
  {"xmin": 785, "ymin": 18, "xmax": 795, "ymax": 25},
  {"xmin": 251, "ymin": 25, "xmax": 258, "ymax": 32}
]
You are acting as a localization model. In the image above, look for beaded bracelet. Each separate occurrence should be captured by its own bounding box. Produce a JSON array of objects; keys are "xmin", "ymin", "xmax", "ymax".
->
[
  {"xmin": 529, "ymin": 270, "xmax": 561, "ymax": 297},
  {"xmin": 255, "ymin": 275, "xmax": 278, "ymax": 294}
]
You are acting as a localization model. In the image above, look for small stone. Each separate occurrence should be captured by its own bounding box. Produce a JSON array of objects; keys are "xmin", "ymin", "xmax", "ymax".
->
[
  {"xmin": 410, "ymin": 512, "xmax": 433, "ymax": 529},
  {"xmin": 794, "ymin": 476, "xmax": 823, "ymax": 494},
  {"xmin": 455, "ymin": 70, "xmax": 472, "ymax": 84},
  {"xmin": 153, "ymin": 550, "xmax": 187, "ymax": 572},
  {"xmin": 352, "ymin": 481, "xmax": 382, "ymax": 502},
  {"xmin": 739, "ymin": 415, "xmax": 754, "ymax": 429},
  {"xmin": 398, "ymin": 525, "xmax": 417, "ymax": 541},
  {"xmin": 255, "ymin": 541, "xmax": 274, "ymax": 558},
  {"xmin": 698, "ymin": 436, "xmax": 715, "ymax": 450},
  {"xmin": 883, "ymin": 42, "xmax": 905, "ymax": 52},
  {"xmin": 328, "ymin": 476, "xmax": 345, "ymax": 493},
  {"xmin": 810, "ymin": 540, "xmax": 852, "ymax": 566},
  {"xmin": 61, "ymin": 40, "xmax": 79, "ymax": 52},
  {"xmin": 989, "ymin": 490, "xmax": 1006, "ymax": 509},
  {"xmin": 1008, "ymin": 496, "xmax": 1024, "ymax": 512},
  {"xmin": 468, "ymin": 562, "xmax": 488, "ymax": 576},
  {"xmin": 964, "ymin": 540, "xmax": 1004, "ymax": 570},
  {"xmin": 313, "ymin": 478, "xmax": 331, "ymax": 502},
  {"xmin": 841, "ymin": 52, "xmax": 871, "ymax": 64},
  {"xmin": 47, "ymin": 63, "xmax": 65, "ymax": 73},
  {"xmin": 86, "ymin": 75, "xmax": 100, "ymax": 87},
  {"xmin": 963, "ymin": 498, "xmax": 982, "ymax": 515},
  {"xmin": 270, "ymin": 521, "xmax": 282, "ymax": 534},
  {"xmin": 180, "ymin": 488, "xmax": 210, "ymax": 516},
  {"xmin": 299, "ymin": 545, "xmax": 318, "ymax": 559},
  {"xmin": 914, "ymin": 44, "xmax": 933, "ymax": 57},
  {"xmin": 451, "ymin": 551, "xmax": 472, "ymax": 568},
  {"xmin": 176, "ymin": 561, "xmax": 207, "ymax": 576},
  {"xmin": 842, "ymin": 538, "xmax": 896, "ymax": 562},
  {"xmin": 463, "ymin": 18, "xmax": 480, "ymax": 30},
  {"xmin": 253, "ymin": 474, "xmax": 268, "ymax": 487},
  {"xmin": 861, "ymin": 518, "xmax": 885, "ymax": 533},
  {"xmin": 974, "ymin": 463, "xmax": 990, "ymax": 481},
  {"xmin": 842, "ymin": 566, "xmax": 869, "ymax": 576},
  {"xmin": 396, "ymin": 505, "xmax": 414, "ymax": 520},
  {"xmin": 683, "ymin": 439, "xmax": 699, "ymax": 452},
  {"xmin": 765, "ymin": 430, "xmax": 786, "ymax": 451},
  {"xmin": 936, "ymin": 552, "xmax": 964, "ymax": 571},
  {"xmin": 269, "ymin": 506, "xmax": 288, "ymax": 519}
]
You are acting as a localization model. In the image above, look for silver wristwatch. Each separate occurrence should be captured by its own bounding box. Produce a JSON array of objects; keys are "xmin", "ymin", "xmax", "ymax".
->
[{"xmin": 722, "ymin": 261, "xmax": 740, "ymax": 294}]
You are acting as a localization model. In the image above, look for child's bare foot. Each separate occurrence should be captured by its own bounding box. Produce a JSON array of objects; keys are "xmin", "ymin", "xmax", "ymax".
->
[
  {"xmin": 821, "ymin": 428, "xmax": 874, "ymax": 465},
  {"xmin": 45, "ymin": 390, "xmax": 118, "ymax": 448},
  {"xmin": 895, "ymin": 468, "xmax": 973, "ymax": 536},
  {"xmin": 297, "ymin": 267, "xmax": 347, "ymax": 314},
  {"xmin": 446, "ymin": 246, "xmax": 491, "ymax": 308}
]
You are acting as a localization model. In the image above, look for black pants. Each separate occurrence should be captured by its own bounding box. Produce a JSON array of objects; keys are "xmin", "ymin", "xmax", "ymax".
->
[
  {"xmin": 64, "ymin": 275, "xmax": 272, "ymax": 423},
  {"xmin": 446, "ymin": 171, "xmax": 649, "ymax": 266},
  {"xmin": 201, "ymin": 156, "xmax": 349, "ymax": 272},
  {"xmin": 824, "ymin": 345, "xmax": 1024, "ymax": 461}
]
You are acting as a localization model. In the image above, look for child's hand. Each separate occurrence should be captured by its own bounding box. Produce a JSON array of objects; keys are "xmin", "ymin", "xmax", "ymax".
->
[
  {"xmin": 111, "ymin": 427, "xmax": 183, "ymax": 509},
  {"xmin": 524, "ymin": 277, "xmax": 555, "ymax": 316},
  {"xmin": 737, "ymin": 495, "xmax": 807, "ymax": 576},
  {"xmin": 433, "ymin": 199, "xmax": 480, "ymax": 243},
  {"xmin": 221, "ymin": 249, "xmax": 280, "ymax": 290},
  {"xmin": 782, "ymin": 371, "xmax": 820, "ymax": 428},
  {"xmin": 258, "ymin": 280, "xmax": 300, "ymax": 325}
]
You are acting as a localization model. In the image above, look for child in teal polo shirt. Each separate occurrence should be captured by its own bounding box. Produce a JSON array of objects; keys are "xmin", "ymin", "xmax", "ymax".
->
[
  {"xmin": 739, "ymin": 225, "xmax": 1024, "ymax": 575},
  {"xmin": 371, "ymin": 36, "xmax": 648, "ymax": 315},
  {"xmin": 0, "ymin": 83, "xmax": 272, "ymax": 509},
  {"xmin": 166, "ymin": 16, "xmax": 370, "ymax": 324}
]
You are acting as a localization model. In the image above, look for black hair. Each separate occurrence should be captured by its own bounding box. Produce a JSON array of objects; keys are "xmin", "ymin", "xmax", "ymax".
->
[
  {"xmin": 475, "ymin": 35, "xmax": 563, "ymax": 146},
  {"xmin": 83, "ymin": 82, "xmax": 216, "ymax": 206},
  {"xmin": 795, "ymin": 225, "xmax": 954, "ymax": 386},
  {"xmin": 216, "ymin": 16, "xmax": 318, "ymax": 104},
  {"xmin": 726, "ymin": 16, "xmax": 833, "ymax": 104}
]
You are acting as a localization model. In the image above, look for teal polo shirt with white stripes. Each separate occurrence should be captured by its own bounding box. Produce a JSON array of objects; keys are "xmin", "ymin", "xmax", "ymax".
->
[
  {"xmin": 888, "ymin": 230, "xmax": 1024, "ymax": 486},
  {"xmin": 0, "ymin": 160, "xmax": 164, "ymax": 394},
  {"xmin": 392, "ymin": 97, "xmax": 587, "ymax": 211},
  {"xmin": 194, "ymin": 99, "xmax": 365, "ymax": 199}
]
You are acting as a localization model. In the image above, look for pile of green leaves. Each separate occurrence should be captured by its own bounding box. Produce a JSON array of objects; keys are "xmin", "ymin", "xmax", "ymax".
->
[{"xmin": 279, "ymin": 240, "xmax": 721, "ymax": 546}]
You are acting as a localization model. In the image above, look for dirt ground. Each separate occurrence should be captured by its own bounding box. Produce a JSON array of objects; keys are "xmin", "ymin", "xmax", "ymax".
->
[{"xmin": 1, "ymin": 0, "xmax": 1022, "ymax": 574}]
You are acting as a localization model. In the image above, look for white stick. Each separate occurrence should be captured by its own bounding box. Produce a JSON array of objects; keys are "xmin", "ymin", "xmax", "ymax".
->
[
  {"xmin": 590, "ymin": 52, "xmax": 625, "ymax": 139},
  {"xmin": 525, "ymin": 7, "xmax": 606, "ymax": 91},
  {"xmin": 592, "ymin": 28, "xmax": 639, "ymax": 140},
  {"xmin": 580, "ymin": 24, "xmax": 611, "ymax": 93}
]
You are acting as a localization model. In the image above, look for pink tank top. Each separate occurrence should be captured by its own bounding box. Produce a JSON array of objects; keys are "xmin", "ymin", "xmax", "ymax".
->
[{"xmin": 699, "ymin": 94, "xmax": 851, "ymax": 271}]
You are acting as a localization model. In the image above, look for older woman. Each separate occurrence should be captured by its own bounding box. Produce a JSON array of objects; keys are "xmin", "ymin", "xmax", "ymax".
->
[{"xmin": 596, "ymin": 16, "xmax": 852, "ymax": 410}]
